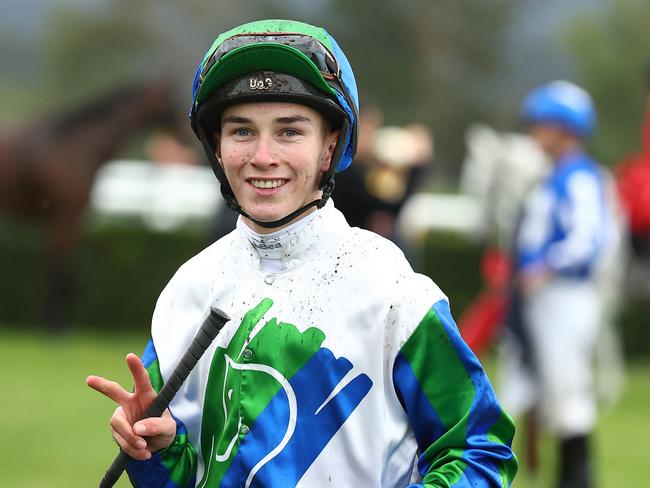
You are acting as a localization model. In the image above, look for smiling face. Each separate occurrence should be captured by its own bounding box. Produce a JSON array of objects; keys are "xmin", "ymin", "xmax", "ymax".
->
[{"xmin": 216, "ymin": 102, "xmax": 339, "ymax": 233}]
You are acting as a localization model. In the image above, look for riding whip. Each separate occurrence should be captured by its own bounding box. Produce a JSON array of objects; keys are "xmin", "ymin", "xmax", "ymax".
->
[{"xmin": 98, "ymin": 307, "xmax": 230, "ymax": 488}]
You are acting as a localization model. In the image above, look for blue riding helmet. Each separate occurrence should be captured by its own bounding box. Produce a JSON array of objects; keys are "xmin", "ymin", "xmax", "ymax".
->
[
  {"xmin": 521, "ymin": 80, "xmax": 596, "ymax": 138},
  {"xmin": 189, "ymin": 20, "xmax": 359, "ymax": 228}
]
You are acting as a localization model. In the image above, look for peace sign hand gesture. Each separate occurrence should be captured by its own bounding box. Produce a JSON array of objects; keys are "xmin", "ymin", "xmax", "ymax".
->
[{"xmin": 87, "ymin": 353, "xmax": 176, "ymax": 460}]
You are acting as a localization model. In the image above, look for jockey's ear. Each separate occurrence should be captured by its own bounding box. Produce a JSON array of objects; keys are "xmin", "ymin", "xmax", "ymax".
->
[
  {"xmin": 320, "ymin": 128, "xmax": 340, "ymax": 175},
  {"xmin": 213, "ymin": 131, "xmax": 222, "ymax": 163}
]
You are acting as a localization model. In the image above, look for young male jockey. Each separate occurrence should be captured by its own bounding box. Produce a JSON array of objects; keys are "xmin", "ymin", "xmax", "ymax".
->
[{"xmin": 88, "ymin": 19, "xmax": 517, "ymax": 487}]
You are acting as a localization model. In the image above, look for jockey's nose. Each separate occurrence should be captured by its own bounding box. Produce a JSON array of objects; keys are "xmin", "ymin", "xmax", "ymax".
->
[{"xmin": 250, "ymin": 134, "xmax": 277, "ymax": 168}]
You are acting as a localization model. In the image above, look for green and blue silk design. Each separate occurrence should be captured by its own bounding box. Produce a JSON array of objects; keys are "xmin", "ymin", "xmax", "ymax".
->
[{"xmin": 127, "ymin": 298, "xmax": 517, "ymax": 487}]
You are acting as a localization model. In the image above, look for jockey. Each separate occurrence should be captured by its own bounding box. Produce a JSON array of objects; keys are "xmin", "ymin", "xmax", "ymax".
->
[
  {"xmin": 512, "ymin": 80, "xmax": 611, "ymax": 488},
  {"xmin": 88, "ymin": 19, "xmax": 517, "ymax": 487}
]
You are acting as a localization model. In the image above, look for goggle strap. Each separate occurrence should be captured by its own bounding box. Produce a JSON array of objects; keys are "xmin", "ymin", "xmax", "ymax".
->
[{"xmin": 203, "ymin": 34, "xmax": 339, "ymax": 81}]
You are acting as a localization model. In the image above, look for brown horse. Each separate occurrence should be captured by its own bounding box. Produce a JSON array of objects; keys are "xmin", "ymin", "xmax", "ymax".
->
[{"xmin": 0, "ymin": 79, "xmax": 183, "ymax": 330}]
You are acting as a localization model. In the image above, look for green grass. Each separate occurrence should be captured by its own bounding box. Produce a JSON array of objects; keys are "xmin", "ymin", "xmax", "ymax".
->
[
  {"xmin": 0, "ymin": 327, "xmax": 148, "ymax": 488},
  {"xmin": 491, "ymin": 358, "xmax": 650, "ymax": 488},
  {"xmin": 0, "ymin": 326, "xmax": 648, "ymax": 487}
]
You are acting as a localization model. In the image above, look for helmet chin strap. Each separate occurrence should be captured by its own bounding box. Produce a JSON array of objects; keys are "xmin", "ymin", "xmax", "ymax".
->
[{"xmin": 225, "ymin": 177, "xmax": 335, "ymax": 229}]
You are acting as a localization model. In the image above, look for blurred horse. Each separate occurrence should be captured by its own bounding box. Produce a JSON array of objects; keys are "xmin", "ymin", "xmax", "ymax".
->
[{"xmin": 0, "ymin": 79, "xmax": 181, "ymax": 330}]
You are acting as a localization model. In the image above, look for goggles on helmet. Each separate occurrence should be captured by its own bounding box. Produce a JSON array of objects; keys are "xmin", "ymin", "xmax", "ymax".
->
[{"xmin": 198, "ymin": 33, "xmax": 341, "ymax": 89}]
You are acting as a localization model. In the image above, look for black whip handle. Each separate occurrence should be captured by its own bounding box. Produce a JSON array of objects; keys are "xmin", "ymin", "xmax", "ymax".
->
[{"xmin": 98, "ymin": 307, "xmax": 230, "ymax": 488}]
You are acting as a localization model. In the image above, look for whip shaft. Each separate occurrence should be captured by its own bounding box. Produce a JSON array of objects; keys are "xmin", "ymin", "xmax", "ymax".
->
[{"xmin": 99, "ymin": 307, "xmax": 230, "ymax": 488}]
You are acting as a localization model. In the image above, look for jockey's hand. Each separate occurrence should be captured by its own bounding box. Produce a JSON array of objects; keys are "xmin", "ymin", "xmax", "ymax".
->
[
  {"xmin": 519, "ymin": 265, "xmax": 552, "ymax": 296},
  {"xmin": 87, "ymin": 353, "xmax": 176, "ymax": 460}
]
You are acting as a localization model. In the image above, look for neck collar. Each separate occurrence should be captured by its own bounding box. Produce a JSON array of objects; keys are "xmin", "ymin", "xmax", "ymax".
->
[{"xmin": 237, "ymin": 208, "xmax": 321, "ymax": 272}]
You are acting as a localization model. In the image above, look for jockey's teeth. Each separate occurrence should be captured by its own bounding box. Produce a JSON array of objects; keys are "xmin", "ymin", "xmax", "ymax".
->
[{"xmin": 252, "ymin": 180, "xmax": 284, "ymax": 189}]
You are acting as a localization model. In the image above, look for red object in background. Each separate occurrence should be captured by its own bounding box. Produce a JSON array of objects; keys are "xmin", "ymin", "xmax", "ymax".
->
[
  {"xmin": 458, "ymin": 248, "xmax": 511, "ymax": 356},
  {"xmin": 480, "ymin": 247, "xmax": 511, "ymax": 289},
  {"xmin": 458, "ymin": 291, "xmax": 508, "ymax": 356},
  {"xmin": 616, "ymin": 110, "xmax": 650, "ymax": 235}
]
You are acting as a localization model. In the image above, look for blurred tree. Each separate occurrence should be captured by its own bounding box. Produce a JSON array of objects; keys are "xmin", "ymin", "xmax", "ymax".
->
[
  {"xmin": 32, "ymin": 0, "xmax": 264, "ymax": 116},
  {"xmin": 322, "ymin": 0, "xmax": 516, "ymax": 179},
  {"xmin": 41, "ymin": 1, "xmax": 160, "ymax": 112},
  {"xmin": 563, "ymin": 0, "xmax": 650, "ymax": 166}
]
